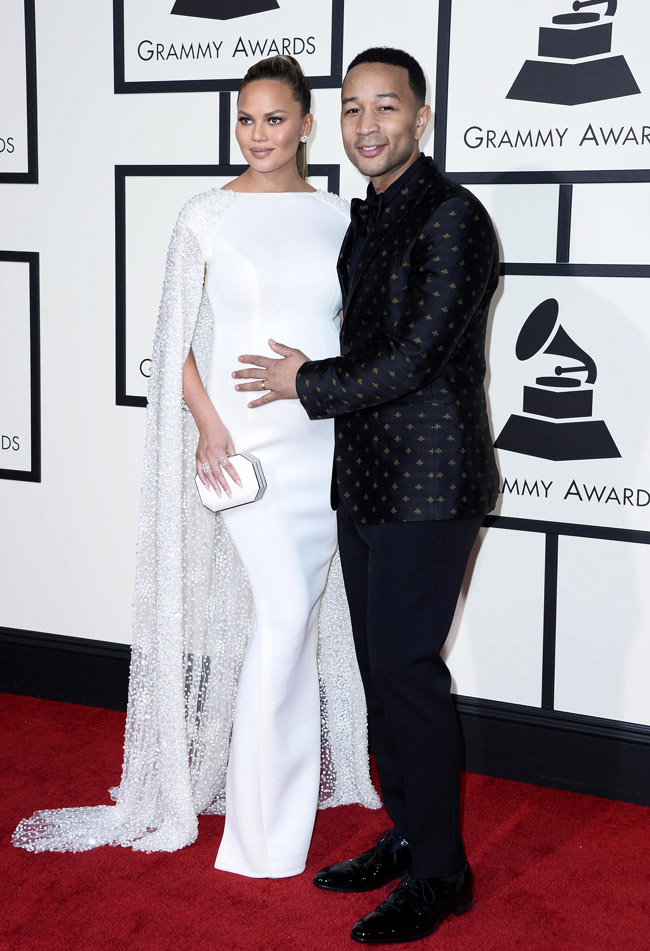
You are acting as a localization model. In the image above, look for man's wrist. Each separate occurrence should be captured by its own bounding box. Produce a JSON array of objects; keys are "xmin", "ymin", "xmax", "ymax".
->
[{"xmin": 295, "ymin": 360, "xmax": 314, "ymax": 392}]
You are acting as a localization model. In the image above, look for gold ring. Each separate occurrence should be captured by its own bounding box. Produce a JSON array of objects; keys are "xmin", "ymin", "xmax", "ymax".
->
[{"xmin": 259, "ymin": 379, "xmax": 267, "ymax": 390}]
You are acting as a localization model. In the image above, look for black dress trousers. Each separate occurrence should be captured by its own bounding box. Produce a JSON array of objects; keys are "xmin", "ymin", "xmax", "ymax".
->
[{"xmin": 336, "ymin": 510, "xmax": 483, "ymax": 880}]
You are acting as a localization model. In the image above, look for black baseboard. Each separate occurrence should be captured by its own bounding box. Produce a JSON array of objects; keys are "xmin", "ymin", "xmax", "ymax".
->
[
  {"xmin": 456, "ymin": 696, "xmax": 650, "ymax": 806},
  {"xmin": 0, "ymin": 627, "xmax": 130, "ymax": 711},
  {"xmin": 2, "ymin": 627, "xmax": 649, "ymax": 806}
]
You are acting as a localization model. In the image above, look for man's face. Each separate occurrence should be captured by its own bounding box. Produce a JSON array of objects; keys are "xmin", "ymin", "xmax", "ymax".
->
[{"xmin": 340, "ymin": 62, "xmax": 430, "ymax": 191}]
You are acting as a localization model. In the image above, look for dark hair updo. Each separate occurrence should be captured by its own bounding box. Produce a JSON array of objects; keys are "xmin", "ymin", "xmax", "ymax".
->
[{"xmin": 238, "ymin": 55, "xmax": 312, "ymax": 180}]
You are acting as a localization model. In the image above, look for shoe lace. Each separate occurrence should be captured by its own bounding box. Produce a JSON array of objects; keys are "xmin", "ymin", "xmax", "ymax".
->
[
  {"xmin": 382, "ymin": 875, "xmax": 439, "ymax": 913},
  {"xmin": 375, "ymin": 829, "xmax": 408, "ymax": 856}
]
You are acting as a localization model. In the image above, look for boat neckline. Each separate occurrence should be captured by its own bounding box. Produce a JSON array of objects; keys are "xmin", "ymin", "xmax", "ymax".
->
[{"xmin": 221, "ymin": 189, "xmax": 319, "ymax": 196}]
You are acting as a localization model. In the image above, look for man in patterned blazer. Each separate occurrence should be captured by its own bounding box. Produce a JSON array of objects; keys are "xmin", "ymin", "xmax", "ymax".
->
[{"xmin": 234, "ymin": 47, "xmax": 500, "ymax": 944}]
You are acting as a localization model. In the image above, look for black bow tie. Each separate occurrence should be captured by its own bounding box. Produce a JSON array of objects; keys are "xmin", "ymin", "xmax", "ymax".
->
[{"xmin": 350, "ymin": 189, "xmax": 385, "ymax": 238}]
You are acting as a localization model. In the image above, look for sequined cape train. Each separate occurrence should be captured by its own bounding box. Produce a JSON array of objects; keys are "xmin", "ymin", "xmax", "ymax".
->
[{"xmin": 13, "ymin": 188, "xmax": 380, "ymax": 854}]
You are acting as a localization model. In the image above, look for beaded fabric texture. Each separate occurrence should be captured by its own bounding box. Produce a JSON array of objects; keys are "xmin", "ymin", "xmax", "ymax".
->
[{"xmin": 13, "ymin": 188, "xmax": 379, "ymax": 854}]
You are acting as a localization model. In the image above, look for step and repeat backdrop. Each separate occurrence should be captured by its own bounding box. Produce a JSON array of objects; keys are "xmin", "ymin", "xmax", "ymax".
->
[{"xmin": 1, "ymin": 0, "xmax": 649, "ymax": 741}]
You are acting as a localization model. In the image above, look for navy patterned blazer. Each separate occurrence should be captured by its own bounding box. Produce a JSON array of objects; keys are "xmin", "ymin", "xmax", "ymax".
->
[{"xmin": 296, "ymin": 156, "xmax": 500, "ymax": 525}]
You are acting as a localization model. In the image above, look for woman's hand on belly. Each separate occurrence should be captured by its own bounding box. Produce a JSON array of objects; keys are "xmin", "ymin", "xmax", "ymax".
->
[{"xmin": 196, "ymin": 419, "xmax": 242, "ymax": 498}]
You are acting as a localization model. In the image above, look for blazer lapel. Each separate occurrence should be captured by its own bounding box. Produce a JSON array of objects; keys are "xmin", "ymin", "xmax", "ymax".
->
[
  {"xmin": 346, "ymin": 172, "xmax": 432, "ymax": 306},
  {"xmin": 337, "ymin": 226, "xmax": 354, "ymax": 300}
]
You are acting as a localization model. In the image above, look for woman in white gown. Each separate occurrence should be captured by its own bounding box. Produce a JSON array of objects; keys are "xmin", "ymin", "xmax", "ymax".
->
[
  {"xmin": 12, "ymin": 55, "xmax": 378, "ymax": 873},
  {"xmin": 192, "ymin": 58, "xmax": 356, "ymax": 878}
]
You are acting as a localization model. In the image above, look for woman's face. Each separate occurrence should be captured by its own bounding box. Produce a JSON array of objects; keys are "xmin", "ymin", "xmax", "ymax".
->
[{"xmin": 236, "ymin": 79, "xmax": 312, "ymax": 176}]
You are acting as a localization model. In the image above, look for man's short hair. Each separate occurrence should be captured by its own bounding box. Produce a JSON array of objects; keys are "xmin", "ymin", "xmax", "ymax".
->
[{"xmin": 345, "ymin": 48, "xmax": 427, "ymax": 105}]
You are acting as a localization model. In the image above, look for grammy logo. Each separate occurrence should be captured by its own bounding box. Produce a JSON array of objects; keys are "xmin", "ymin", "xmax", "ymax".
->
[
  {"xmin": 171, "ymin": 0, "xmax": 280, "ymax": 20},
  {"xmin": 507, "ymin": 0, "xmax": 640, "ymax": 106},
  {"xmin": 494, "ymin": 298, "xmax": 621, "ymax": 461}
]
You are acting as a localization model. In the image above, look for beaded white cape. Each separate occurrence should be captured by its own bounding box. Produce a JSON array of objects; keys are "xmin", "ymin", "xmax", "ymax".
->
[{"xmin": 13, "ymin": 188, "xmax": 380, "ymax": 854}]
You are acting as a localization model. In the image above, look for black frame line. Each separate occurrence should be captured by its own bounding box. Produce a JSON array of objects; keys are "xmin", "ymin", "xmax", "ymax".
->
[
  {"xmin": 218, "ymin": 92, "xmax": 231, "ymax": 165},
  {"xmin": 556, "ymin": 184, "xmax": 573, "ymax": 264},
  {"xmin": 0, "ymin": 0, "xmax": 38, "ymax": 184},
  {"xmin": 433, "ymin": 0, "xmax": 650, "ymax": 186},
  {"xmin": 0, "ymin": 251, "xmax": 40, "ymax": 482},
  {"xmin": 487, "ymin": 261, "xmax": 650, "ymax": 546},
  {"xmin": 541, "ymin": 533, "xmax": 558, "ymax": 710},
  {"xmin": 113, "ymin": 0, "xmax": 345, "ymax": 94},
  {"xmin": 115, "ymin": 163, "xmax": 341, "ymax": 407},
  {"xmin": 502, "ymin": 263, "xmax": 650, "ymax": 279},
  {"xmin": 433, "ymin": 0, "xmax": 452, "ymax": 177},
  {"xmin": 484, "ymin": 515, "xmax": 650, "ymax": 546}
]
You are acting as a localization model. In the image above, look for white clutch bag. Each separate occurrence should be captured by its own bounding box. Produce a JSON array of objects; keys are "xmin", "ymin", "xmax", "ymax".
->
[{"xmin": 194, "ymin": 451, "xmax": 267, "ymax": 513}]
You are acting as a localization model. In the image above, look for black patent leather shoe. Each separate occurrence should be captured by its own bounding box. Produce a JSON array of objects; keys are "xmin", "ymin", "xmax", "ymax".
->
[
  {"xmin": 350, "ymin": 865, "xmax": 474, "ymax": 944},
  {"xmin": 312, "ymin": 830, "xmax": 412, "ymax": 893}
]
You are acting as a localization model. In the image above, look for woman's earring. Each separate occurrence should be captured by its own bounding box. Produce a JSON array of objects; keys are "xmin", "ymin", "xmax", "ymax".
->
[{"xmin": 300, "ymin": 135, "xmax": 309, "ymax": 143}]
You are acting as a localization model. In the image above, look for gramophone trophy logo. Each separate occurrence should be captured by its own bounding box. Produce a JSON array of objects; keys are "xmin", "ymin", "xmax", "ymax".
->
[
  {"xmin": 170, "ymin": 0, "xmax": 279, "ymax": 19},
  {"xmin": 507, "ymin": 0, "xmax": 640, "ymax": 105},
  {"xmin": 495, "ymin": 298, "xmax": 620, "ymax": 461}
]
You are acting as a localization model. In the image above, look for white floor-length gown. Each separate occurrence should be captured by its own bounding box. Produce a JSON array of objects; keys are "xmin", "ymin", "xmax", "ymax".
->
[
  {"xmin": 11, "ymin": 186, "xmax": 379, "ymax": 864},
  {"xmin": 205, "ymin": 191, "xmax": 347, "ymax": 877}
]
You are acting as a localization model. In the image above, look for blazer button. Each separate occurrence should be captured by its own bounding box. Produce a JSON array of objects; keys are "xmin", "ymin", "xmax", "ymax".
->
[{"xmin": 342, "ymin": 344, "xmax": 351, "ymax": 355}]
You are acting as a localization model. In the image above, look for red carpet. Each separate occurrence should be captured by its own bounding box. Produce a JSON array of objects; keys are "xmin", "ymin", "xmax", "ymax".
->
[{"xmin": 1, "ymin": 693, "xmax": 649, "ymax": 951}]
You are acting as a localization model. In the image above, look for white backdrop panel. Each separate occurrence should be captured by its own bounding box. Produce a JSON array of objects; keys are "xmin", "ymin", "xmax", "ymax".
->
[
  {"xmin": 443, "ymin": 0, "xmax": 649, "ymax": 178},
  {"xmin": 571, "ymin": 183, "xmax": 650, "ymax": 265},
  {"xmin": 0, "ymin": 260, "xmax": 32, "ymax": 473},
  {"xmin": 121, "ymin": 0, "xmax": 337, "ymax": 86},
  {"xmin": 470, "ymin": 184, "xmax": 560, "ymax": 263},
  {"xmin": 555, "ymin": 535, "xmax": 650, "ymax": 726},
  {"xmin": 443, "ymin": 527, "xmax": 545, "ymax": 706},
  {"xmin": 0, "ymin": 0, "xmax": 29, "ymax": 175},
  {"xmin": 489, "ymin": 273, "xmax": 650, "ymax": 534}
]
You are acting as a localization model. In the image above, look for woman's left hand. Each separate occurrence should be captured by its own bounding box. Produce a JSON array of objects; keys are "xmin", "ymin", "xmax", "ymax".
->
[{"xmin": 233, "ymin": 339, "xmax": 308, "ymax": 408}]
